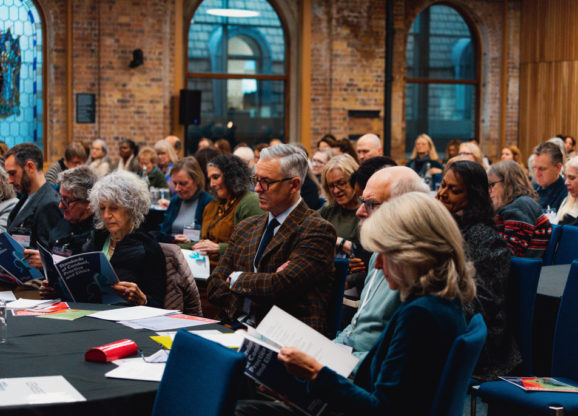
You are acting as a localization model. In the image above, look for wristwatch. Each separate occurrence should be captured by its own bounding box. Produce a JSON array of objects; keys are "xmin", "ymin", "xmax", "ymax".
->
[{"xmin": 339, "ymin": 239, "xmax": 347, "ymax": 252}]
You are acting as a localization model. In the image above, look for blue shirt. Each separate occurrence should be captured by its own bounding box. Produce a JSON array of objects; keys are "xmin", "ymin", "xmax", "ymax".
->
[{"xmin": 533, "ymin": 175, "xmax": 568, "ymax": 212}]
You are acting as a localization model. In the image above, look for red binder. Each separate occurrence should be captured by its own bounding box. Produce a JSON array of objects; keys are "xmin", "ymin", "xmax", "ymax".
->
[{"xmin": 85, "ymin": 339, "xmax": 138, "ymax": 362}]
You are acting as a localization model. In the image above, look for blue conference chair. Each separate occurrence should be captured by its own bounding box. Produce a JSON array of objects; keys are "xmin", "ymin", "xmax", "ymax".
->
[
  {"xmin": 477, "ymin": 260, "xmax": 578, "ymax": 415},
  {"xmin": 326, "ymin": 258, "xmax": 349, "ymax": 339},
  {"xmin": 429, "ymin": 314, "xmax": 487, "ymax": 416},
  {"xmin": 543, "ymin": 224, "xmax": 562, "ymax": 266},
  {"xmin": 152, "ymin": 329, "xmax": 247, "ymax": 416},
  {"xmin": 553, "ymin": 225, "xmax": 578, "ymax": 265}
]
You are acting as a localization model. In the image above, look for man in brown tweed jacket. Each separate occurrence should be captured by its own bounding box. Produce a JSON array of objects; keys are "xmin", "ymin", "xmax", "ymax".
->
[{"xmin": 208, "ymin": 144, "xmax": 336, "ymax": 335}]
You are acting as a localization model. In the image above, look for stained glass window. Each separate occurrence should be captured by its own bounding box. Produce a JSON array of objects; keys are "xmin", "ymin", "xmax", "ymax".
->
[{"xmin": 0, "ymin": 0, "xmax": 43, "ymax": 150}]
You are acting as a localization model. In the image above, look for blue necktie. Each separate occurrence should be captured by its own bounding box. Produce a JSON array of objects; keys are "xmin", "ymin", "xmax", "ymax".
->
[{"xmin": 254, "ymin": 218, "xmax": 280, "ymax": 268}]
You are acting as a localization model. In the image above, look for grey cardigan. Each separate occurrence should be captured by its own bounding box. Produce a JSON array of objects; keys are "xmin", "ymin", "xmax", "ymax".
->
[{"xmin": 0, "ymin": 198, "xmax": 18, "ymax": 233}]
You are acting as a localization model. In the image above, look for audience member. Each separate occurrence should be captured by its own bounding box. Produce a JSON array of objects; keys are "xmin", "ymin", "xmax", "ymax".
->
[
  {"xmin": 470, "ymin": 138, "xmax": 491, "ymax": 166},
  {"xmin": 317, "ymin": 134, "xmax": 338, "ymax": 150},
  {"xmin": 138, "ymin": 147, "xmax": 169, "ymax": 189},
  {"xmin": 332, "ymin": 138, "xmax": 360, "ymax": 164},
  {"xmin": 335, "ymin": 166, "xmax": 428, "ymax": 368},
  {"xmin": 406, "ymin": 134, "xmax": 443, "ymax": 176},
  {"xmin": 0, "ymin": 168, "xmax": 18, "ymax": 233},
  {"xmin": 532, "ymin": 141, "xmax": 568, "ymax": 211},
  {"xmin": 208, "ymin": 144, "xmax": 336, "ymax": 333},
  {"xmin": 254, "ymin": 143, "xmax": 268, "ymax": 164},
  {"xmin": 548, "ymin": 137, "xmax": 569, "ymax": 162},
  {"xmin": 26, "ymin": 166, "xmax": 98, "ymax": 275},
  {"xmin": 233, "ymin": 143, "xmax": 249, "ymax": 152},
  {"xmin": 556, "ymin": 157, "xmax": 578, "ymax": 225},
  {"xmin": 154, "ymin": 139, "xmax": 179, "ymax": 194},
  {"xmin": 194, "ymin": 146, "xmax": 220, "ymax": 191},
  {"xmin": 319, "ymin": 155, "xmax": 360, "ymax": 259},
  {"xmin": 158, "ymin": 157, "xmax": 213, "ymax": 241},
  {"xmin": 459, "ymin": 142, "xmax": 488, "ymax": 169},
  {"xmin": 488, "ymin": 160, "xmax": 551, "ymax": 258},
  {"xmin": 294, "ymin": 143, "xmax": 322, "ymax": 210},
  {"xmin": 356, "ymin": 134, "xmax": 383, "ymax": 163},
  {"xmin": 198, "ymin": 137, "xmax": 213, "ymax": 150},
  {"xmin": 0, "ymin": 142, "xmax": 8, "ymax": 156},
  {"xmin": 311, "ymin": 148, "xmax": 335, "ymax": 182},
  {"xmin": 349, "ymin": 156, "xmax": 397, "ymax": 197},
  {"xmin": 164, "ymin": 135, "xmax": 182, "ymax": 156},
  {"xmin": 112, "ymin": 139, "xmax": 140, "ymax": 173},
  {"xmin": 269, "ymin": 138, "xmax": 283, "ymax": 146},
  {"xmin": 233, "ymin": 146, "xmax": 255, "ymax": 173},
  {"xmin": 85, "ymin": 139, "xmax": 111, "ymax": 177},
  {"xmin": 45, "ymin": 141, "xmax": 87, "ymax": 185},
  {"xmin": 236, "ymin": 192, "xmax": 476, "ymax": 416},
  {"xmin": 5, "ymin": 143, "xmax": 63, "ymax": 248},
  {"xmin": 437, "ymin": 160, "xmax": 520, "ymax": 381},
  {"xmin": 180, "ymin": 154, "xmax": 264, "ymax": 270},
  {"xmin": 443, "ymin": 139, "xmax": 462, "ymax": 165},
  {"xmin": 215, "ymin": 138, "xmax": 232, "ymax": 154},
  {"xmin": 564, "ymin": 135, "xmax": 576, "ymax": 159}
]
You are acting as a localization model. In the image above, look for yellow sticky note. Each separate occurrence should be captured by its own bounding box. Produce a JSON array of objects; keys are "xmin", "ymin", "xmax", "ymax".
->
[{"xmin": 150, "ymin": 336, "xmax": 173, "ymax": 350}]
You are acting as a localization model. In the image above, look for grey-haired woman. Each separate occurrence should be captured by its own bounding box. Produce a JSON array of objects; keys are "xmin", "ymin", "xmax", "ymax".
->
[
  {"xmin": 86, "ymin": 139, "xmax": 112, "ymax": 176},
  {"xmin": 0, "ymin": 167, "xmax": 17, "ymax": 233},
  {"xmin": 83, "ymin": 170, "xmax": 167, "ymax": 308}
]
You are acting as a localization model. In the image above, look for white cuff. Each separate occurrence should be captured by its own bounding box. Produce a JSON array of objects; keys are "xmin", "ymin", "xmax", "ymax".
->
[{"xmin": 229, "ymin": 271, "xmax": 242, "ymax": 288}]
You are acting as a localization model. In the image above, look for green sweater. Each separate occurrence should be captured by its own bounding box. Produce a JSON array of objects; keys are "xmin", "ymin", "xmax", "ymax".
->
[{"xmin": 317, "ymin": 203, "xmax": 360, "ymax": 245}]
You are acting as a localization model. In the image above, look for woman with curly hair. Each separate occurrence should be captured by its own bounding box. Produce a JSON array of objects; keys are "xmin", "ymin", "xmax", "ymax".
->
[
  {"xmin": 436, "ymin": 160, "xmax": 520, "ymax": 381},
  {"xmin": 83, "ymin": 170, "xmax": 167, "ymax": 308},
  {"xmin": 181, "ymin": 154, "xmax": 265, "ymax": 270}
]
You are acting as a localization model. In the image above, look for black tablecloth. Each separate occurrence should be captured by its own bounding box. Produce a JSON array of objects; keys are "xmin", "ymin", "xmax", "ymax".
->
[{"xmin": 0, "ymin": 303, "xmax": 229, "ymax": 416}]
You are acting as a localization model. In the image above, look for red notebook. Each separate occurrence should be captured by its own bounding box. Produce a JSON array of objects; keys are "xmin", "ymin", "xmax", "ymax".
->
[{"xmin": 85, "ymin": 339, "xmax": 138, "ymax": 362}]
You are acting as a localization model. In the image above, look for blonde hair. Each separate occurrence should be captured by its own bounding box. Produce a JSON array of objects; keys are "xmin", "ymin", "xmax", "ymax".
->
[
  {"xmin": 410, "ymin": 134, "xmax": 439, "ymax": 161},
  {"xmin": 460, "ymin": 142, "xmax": 488, "ymax": 169},
  {"xmin": 321, "ymin": 154, "xmax": 359, "ymax": 205},
  {"xmin": 138, "ymin": 146, "xmax": 158, "ymax": 166},
  {"xmin": 487, "ymin": 160, "xmax": 537, "ymax": 209},
  {"xmin": 154, "ymin": 140, "xmax": 178, "ymax": 165},
  {"xmin": 557, "ymin": 157, "xmax": 578, "ymax": 221},
  {"xmin": 361, "ymin": 192, "xmax": 476, "ymax": 303},
  {"xmin": 504, "ymin": 145, "xmax": 526, "ymax": 170}
]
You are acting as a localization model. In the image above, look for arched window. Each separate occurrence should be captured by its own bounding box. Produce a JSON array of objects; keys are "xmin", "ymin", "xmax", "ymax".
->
[
  {"xmin": 405, "ymin": 5, "xmax": 479, "ymax": 158},
  {"xmin": 187, "ymin": 0, "xmax": 286, "ymax": 151},
  {"xmin": 0, "ymin": 0, "xmax": 43, "ymax": 150}
]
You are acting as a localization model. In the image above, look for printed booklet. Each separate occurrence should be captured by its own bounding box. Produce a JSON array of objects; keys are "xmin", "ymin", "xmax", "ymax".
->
[
  {"xmin": 0, "ymin": 232, "xmax": 43, "ymax": 284},
  {"xmin": 500, "ymin": 377, "xmax": 578, "ymax": 392}
]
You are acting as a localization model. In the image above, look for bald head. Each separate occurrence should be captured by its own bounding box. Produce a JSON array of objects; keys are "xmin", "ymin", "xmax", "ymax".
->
[
  {"xmin": 234, "ymin": 146, "xmax": 255, "ymax": 169},
  {"xmin": 356, "ymin": 134, "xmax": 383, "ymax": 163},
  {"xmin": 164, "ymin": 136, "xmax": 181, "ymax": 154},
  {"xmin": 357, "ymin": 166, "xmax": 428, "ymax": 226}
]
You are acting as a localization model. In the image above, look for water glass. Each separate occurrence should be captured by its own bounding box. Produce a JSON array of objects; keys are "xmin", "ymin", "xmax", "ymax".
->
[{"xmin": 0, "ymin": 300, "xmax": 7, "ymax": 343}]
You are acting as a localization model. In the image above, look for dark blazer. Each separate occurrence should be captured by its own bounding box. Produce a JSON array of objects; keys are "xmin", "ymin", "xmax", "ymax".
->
[
  {"xmin": 47, "ymin": 215, "xmax": 95, "ymax": 255},
  {"xmin": 309, "ymin": 295, "xmax": 467, "ymax": 416},
  {"xmin": 207, "ymin": 200, "xmax": 336, "ymax": 335},
  {"xmin": 83, "ymin": 229, "xmax": 167, "ymax": 308},
  {"xmin": 7, "ymin": 182, "xmax": 63, "ymax": 249},
  {"xmin": 159, "ymin": 191, "xmax": 214, "ymax": 235},
  {"xmin": 533, "ymin": 175, "xmax": 568, "ymax": 212}
]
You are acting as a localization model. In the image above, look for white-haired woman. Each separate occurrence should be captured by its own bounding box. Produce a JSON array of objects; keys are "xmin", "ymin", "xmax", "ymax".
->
[
  {"xmin": 86, "ymin": 139, "xmax": 111, "ymax": 176},
  {"xmin": 236, "ymin": 192, "xmax": 476, "ymax": 416},
  {"xmin": 83, "ymin": 170, "xmax": 167, "ymax": 308},
  {"xmin": 557, "ymin": 157, "xmax": 578, "ymax": 225},
  {"xmin": 154, "ymin": 139, "xmax": 179, "ymax": 195}
]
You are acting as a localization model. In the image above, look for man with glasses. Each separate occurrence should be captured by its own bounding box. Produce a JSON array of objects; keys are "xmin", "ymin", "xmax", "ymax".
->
[
  {"xmin": 5, "ymin": 143, "xmax": 63, "ymax": 249},
  {"xmin": 334, "ymin": 166, "xmax": 429, "ymax": 373},
  {"xmin": 208, "ymin": 144, "xmax": 336, "ymax": 335}
]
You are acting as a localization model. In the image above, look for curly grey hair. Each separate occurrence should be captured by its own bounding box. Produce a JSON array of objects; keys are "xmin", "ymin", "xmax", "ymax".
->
[
  {"xmin": 57, "ymin": 166, "xmax": 99, "ymax": 201},
  {"xmin": 0, "ymin": 168, "xmax": 15, "ymax": 201},
  {"xmin": 259, "ymin": 144, "xmax": 308, "ymax": 183},
  {"xmin": 88, "ymin": 170, "xmax": 150, "ymax": 230}
]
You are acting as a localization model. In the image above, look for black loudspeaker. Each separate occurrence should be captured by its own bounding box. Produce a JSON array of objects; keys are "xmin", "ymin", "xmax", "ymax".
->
[{"xmin": 179, "ymin": 89, "xmax": 201, "ymax": 125}]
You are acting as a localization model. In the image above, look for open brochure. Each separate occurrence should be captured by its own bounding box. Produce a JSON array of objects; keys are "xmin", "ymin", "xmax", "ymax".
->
[
  {"xmin": 37, "ymin": 244, "xmax": 123, "ymax": 304},
  {"xmin": 500, "ymin": 377, "xmax": 578, "ymax": 392},
  {"xmin": 0, "ymin": 232, "xmax": 43, "ymax": 284},
  {"xmin": 181, "ymin": 249, "xmax": 210, "ymax": 279},
  {"xmin": 237, "ymin": 306, "xmax": 359, "ymax": 416}
]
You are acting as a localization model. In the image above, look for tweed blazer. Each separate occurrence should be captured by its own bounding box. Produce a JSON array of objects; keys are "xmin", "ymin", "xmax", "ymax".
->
[{"xmin": 208, "ymin": 200, "xmax": 337, "ymax": 335}]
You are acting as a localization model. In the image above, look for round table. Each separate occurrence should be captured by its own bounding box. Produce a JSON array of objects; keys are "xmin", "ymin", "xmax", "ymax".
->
[{"xmin": 0, "ymin": 303, "xmax": 228, "ymax": 416}]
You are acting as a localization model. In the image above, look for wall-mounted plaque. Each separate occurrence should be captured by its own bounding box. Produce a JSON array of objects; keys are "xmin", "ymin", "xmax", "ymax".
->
[{"xmin": 76, "ymin": 93, "xmax": 96, "ymax": 124}]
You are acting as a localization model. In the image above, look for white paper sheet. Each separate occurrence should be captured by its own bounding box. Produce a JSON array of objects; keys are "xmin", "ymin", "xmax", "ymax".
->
[
  {"xmin": 105, "ymin": 361, "xmax": 166, "ymax": 382},
  {"xmin": 196, "ymin": 333, "xmax": 244, "ymax": 348},
  {"xmin": 5, "ymin": 299, "xmax": 55, "ymax": 310},
  {"xmin": 0, "ymin": 376, "xmax": 86, "ymax": 406},
  {"xmin": 181, "ymin": 249, "xmax": 210, "ymax": 279},
  {"xmin": 0, "ymin": 291, "xmax": 16, "ymax": 302},
  {"xmin": 155, "ymin": 329, "xmax": 221, "ymax": 339},
  {"xmin": 87, "ymin": 306, "xmax": 178, "ymax": 322},
  {"xmin": 123, "ymin": 316, "xmax": 212, "ymax": 331},
  {"xmin": 256, "ymin": 306, "xmax": 359, "ymax": 377}
]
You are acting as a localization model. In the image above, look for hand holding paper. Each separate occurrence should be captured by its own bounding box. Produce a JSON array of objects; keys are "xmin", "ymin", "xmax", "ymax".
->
[{"xmin": 278, "ymin": 346, "xmax": 324, "ymax": 381}]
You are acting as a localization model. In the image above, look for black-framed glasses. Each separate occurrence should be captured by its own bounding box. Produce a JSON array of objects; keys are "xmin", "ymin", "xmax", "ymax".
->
[
  {"xmin": 359, "ymin": 197, "xmax": 382, "ymax": 214},
  {"xmin": 139, "ymin": 346, "xmax": 169, "ymax": 363},
  {"xmin": 57, "ymin": 194, "xmax": 83, "ymax": 208},
  {"xmin": 328, "ymin": 180, "xmax": 350, "ymax": 192},
  {"xmin": 488, "ymin": 180, "xmax": 504, "ymax": 191},
  {"xmin": 250, "ymin": 176, "xmax": 293, "ymax": 191}
]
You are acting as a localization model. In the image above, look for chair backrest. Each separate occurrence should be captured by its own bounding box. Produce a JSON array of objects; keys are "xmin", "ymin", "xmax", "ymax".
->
[
  {"xmin": 152, "ymin": 329, "xmax": 247, "ymax": 416},
  {"xmin": 326, "ymin": 258, "xmax": 349, "ymax": 339},
  {"xmin": 429, "ymin": 314, "xmax": 487, "ymax": 416},
  {"xmin": 552, "ymin": 260, "xmax": 578, "ymax": 378},
  {"xmin": 507, "ymin": 256, "xmax": 542, "ymax": 375},
  {"xmin": 553, "ymin": 225, "xmax": 578, "ymax": 265},
  {"xmin": 543, "ymin": 224, "xmax": 562, "ymax": 266}
]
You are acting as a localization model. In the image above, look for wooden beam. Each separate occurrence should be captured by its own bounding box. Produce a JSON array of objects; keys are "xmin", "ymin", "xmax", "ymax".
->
[
  {"xmin": 499, "ymin": 0, "xmax": 508, "ymax": 158},
  {"xmin": 173, "ymin": 0, "xmax": 184, "ymax": 142},
  {"xmin": 299, "ymin": 0, "xmax": 312, "ymax": 153},
  {"xmin": 66, "ymin": 0, "xmax": 73, "ymax": 145}
]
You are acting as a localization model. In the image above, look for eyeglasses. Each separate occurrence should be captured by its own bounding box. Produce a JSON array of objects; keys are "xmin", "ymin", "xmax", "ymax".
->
[
  {"xmin": 488, "ymin": 180, "xmax": 503, "ymax": 191},
  {"xmin": 311, "ymin": 159, "xmax": 326, "ymax": 166},
  {"xmin": 250, "ymin": 176, "xmax": 293, "ymax": 191},
  {"xmin": 57, "ymin": 194, "xmax": 83, "ymax": 208},
  {"xmin": 359, "ymin": 197, "xmax": 382, "ymax": 214},
  {"xmin": 139, "ymin": 347, "xmax": 169, "ymax": 364},
  {"xmin": 459, "ymin": 151, "xmax": 473, "ymax": 156},
  {"xmin": 328, "ymin": 180, "xmax": 350, "ymax": 191}
]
